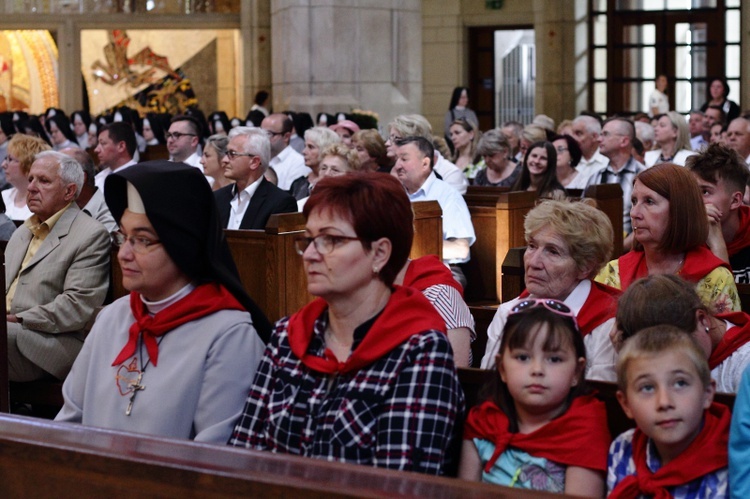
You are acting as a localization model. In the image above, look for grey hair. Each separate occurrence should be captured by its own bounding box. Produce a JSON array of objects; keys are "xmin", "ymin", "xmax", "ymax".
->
[
  {"xmin": 304, "ymin": 126, "xmax": 341, "ymax": 151},
  {"xmin": 228, "ymin": 126, "xmax": 270, "ymax": 171},
  {"xmin": 635, "ymin": 121, "xmax": 655, "ymax": 145},
  {"xmin": 205, "ymin": 133, "xmax": 229, "ymax": 158},
  {"xmin": 35, "ymin": 150, "xmax": 84, "ymax": 197},
  {"xmin": 388, "ymin": 114, "xmax": 433, "ymax": 140},
  {"xmin": 573, "ymin": 115, "xmax": 602, "ymax": 135},
  {"xmin": 476, "ymin": 129, "xmax": 510, "ymax": 157}
]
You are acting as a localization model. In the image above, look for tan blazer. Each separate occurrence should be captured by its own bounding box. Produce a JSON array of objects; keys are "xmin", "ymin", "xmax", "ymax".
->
[{"xmin": 5, "ymin": 204, "xmax": 110, "ymax": 379}]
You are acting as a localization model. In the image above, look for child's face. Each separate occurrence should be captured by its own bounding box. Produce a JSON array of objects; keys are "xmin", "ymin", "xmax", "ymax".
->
[
  {"xmin": 498, "ymin": 323, "xmax": 585, "ymax": 429},
  {"xmin": 617, "ymin": 351, "xmax": 714, "ymax": 465}
]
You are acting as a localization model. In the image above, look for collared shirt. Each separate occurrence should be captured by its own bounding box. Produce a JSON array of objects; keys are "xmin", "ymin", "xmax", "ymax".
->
[
  {"xmin": 577, "ymin": 148, "xmax": 610, "ymax": 185},
  {"xmin": 176, "ymin": 151, "xmax": 204, "ymax": 172},
  {"xmin": 607, "ymin": 428, "xmax": 728, "ymax": 498},
  {"xmin": 269, "ymin": 146, "xmax": 310, "ymax": 191},
  {"xmin": 7, "ymin": 202, "xmax": 72, "ymax": 309},
  {"xmin": 408, "ymin": 172, "xmax": 476, "ymax": 264},
  {"xmin": 94, "ymin": 159, "xmax": 137, "ymax": 191},
  {"xmin": 228, "ymin": 176, "xmax": 263, "ymax": 230},
  {"xmin": 586, "ymin": 155, "xmax": 645, "ymax": 234},
  {"xmin": 82, "ymin": 187, "xmax": 117, "ymax": 233},
  {"xmin": 481, "ymin": 279, "xmax": 617, "ymax": 381},
  {"xmin": 691, "ymin": 135, "xmax": 708, "ymax": 152}
]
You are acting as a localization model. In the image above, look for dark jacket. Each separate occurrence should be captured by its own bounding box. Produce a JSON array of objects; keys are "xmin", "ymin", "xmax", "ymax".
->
[{"xmin": 214, "ymin": 177, "xmax": 298, "ymax": 230}]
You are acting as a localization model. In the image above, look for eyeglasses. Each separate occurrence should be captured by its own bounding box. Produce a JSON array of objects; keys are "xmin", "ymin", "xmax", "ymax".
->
[
  {"xmin": 225, "ymin": 150, "xmax": 257, "ymax": 160},
  {"xmin": 387, "ymin": 134, "xmax": 401, "ymax": 143},
  {"xmin": 113, "ymin": 231, "xmax": 162, "ymax": 254},
  {"xmin": 294, "ymin": 234, "xmax": 362, "ymax": 255},
  {"xmin": 555, "ymin": 147, "xmax": 568, "ymax": 153},
  {"xmin": 165, "ymin": 131, "xmax": 197, "ymax": 140},
  {"xmin": 264, "ymin": 130, "xmax": 284, "ymax": 138},
  {"xmin": 600, "ymin": 131, "xmax": 624, "ymax": 138},
  {"xmin": 509, "ymin": 298, "xmax": 579, "ymax": 331}
]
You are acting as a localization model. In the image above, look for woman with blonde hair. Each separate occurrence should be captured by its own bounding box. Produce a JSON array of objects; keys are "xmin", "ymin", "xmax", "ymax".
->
[
  {"xmin": 2, "ymin": 134, "xmax": 51, "ymax": 221},
  {"xmin": 644, "ymin": 111, "xmax": 696, "ymax": 167},
  {"xmin": 201, "ymin": 134, "xmax": 233, "ymax": 191},
  {"xmin": 449, "ymin": 119, "xmax": 481, "ymax": 179},
  {"xmin": 290, "ymin": 126, "xmax": 341, "ymax": 200}
]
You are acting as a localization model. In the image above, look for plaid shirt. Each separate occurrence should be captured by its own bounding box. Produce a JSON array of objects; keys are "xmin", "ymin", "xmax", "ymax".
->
[{"xmin": 228, "ymin": 310, "xmax": 464, "ymax": 475}]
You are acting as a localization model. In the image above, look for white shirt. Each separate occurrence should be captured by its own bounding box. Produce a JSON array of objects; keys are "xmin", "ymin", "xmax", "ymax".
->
[
  {"xmin": 177, "ymin": 151, "xmax": 204, "ymax": 173},
  {"xmin": 433, "ymin": 153, "xmax": 469, "ymax": 195},
  {"xmin": 408, "ymin": 172, "xmax": 475, "ymax": 264},
  {"xmin": 643, "ymin": 149, "xmax": 697, "ymax": 168},
  {"xmin": 95, "ymin": 159, "xmax": 137, "ymax": 192},
  {"xmin": 577, "ymin": 148, "xmax": 609, "ymax": 185},
  {"xmin": 228, "ymin": 176, "xmax": 263, "ymax": 230},
  {"xmin": 269, "ymin": 146, "xmax": 310, "ymax": 190},
  {"xmin": 480, "ymin": 280, "xmax": 617, "ymax": 382},
  {"xmin": 2, "ymin": 188, "xmax": 32, "ymax": 221},
  {"xmin": 712, "ymin": 318, "xmax": 750, "ymax": 393}
]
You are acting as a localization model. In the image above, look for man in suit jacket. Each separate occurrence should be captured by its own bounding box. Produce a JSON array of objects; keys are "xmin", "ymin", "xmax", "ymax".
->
[
  {"xmin": 214, "ymin": 126, "xmax": 297, "ymax": 230},
  {"xmin": 5, "ymin": 151, "xmax": 110, "ymax": 381}
]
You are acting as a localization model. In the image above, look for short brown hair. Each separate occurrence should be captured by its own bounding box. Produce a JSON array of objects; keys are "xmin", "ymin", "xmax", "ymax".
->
[
  {"xmin": 634, "ymin": 162, "xmax": 708, "ymax": 252},
  {"xmin": 303, "ymin": 172, "xmax": 413, "ymax": 287},
  {"xmin": 616, "ymin": 325, "xmax": 711, "ymax": 391},
  {"xmin": 686, "ymin": 143, "xmax": 750, "ymax": 195}
]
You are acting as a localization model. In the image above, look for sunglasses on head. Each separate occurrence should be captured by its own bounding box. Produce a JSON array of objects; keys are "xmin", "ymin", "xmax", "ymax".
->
[{"xmin": 509, "ymin": 298, "xmax": 579, "ymax": 331}]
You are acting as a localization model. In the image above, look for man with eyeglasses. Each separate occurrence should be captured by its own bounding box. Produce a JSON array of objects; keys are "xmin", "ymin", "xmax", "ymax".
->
[
  {"xmin": 586, "ymin": 117, "xmax": 645, "ymax": 252},
  {"xmin": 214, "ymin": 127, "xmax": 297, "ymax": 230},
  {"xmin": 5, "ymin": 150, "xmax": 110, "ymax": 382},
  {"xmin": 166, "ymin": 115, "xmax": 203, "ymax": 170},
  {"xmin": 93, "ymin": 122, "xmax": 137, "ymax": 192},
  {"xmin": 261, "ymin": 113, "xmax": 309, "ymax": 190}
]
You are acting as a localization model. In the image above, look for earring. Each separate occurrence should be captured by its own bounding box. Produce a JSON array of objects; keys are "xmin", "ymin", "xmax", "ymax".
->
[{"xmin": 373, "ymin": 266, "xmax": 379, "ymax": 274}]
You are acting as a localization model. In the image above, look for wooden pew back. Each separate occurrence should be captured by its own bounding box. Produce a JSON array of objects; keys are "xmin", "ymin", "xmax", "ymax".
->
[
  {"xmin": 463, "ymin": 187, "xmax": 536, "ymax": 303},
  {"xmin": 0, "ymin": 414, "xmax": 549, "ymax": 498},
  {"xmin": 583, "ymin": 183, "xmax": 624, "ymax": 257},
  {"xmin": 410, "ymin": 200, "xmax": 443, "ymax": 260}
]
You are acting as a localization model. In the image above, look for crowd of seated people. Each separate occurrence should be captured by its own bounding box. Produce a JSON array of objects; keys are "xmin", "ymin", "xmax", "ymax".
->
[{"xmin": 10, "ymin": 91, "xmax": 750, "ymax": 497}]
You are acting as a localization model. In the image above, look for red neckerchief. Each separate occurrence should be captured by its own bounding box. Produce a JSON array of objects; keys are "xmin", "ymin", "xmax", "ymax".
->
[
  {"xmin": 403, "ymin": 255, "xmax": 463, "ymax": 295},
  {"xmin": 518, "ymin": 281, "xmax": 620, "ymax": 336},
  {"xmin": 463, "ymin": 395, "xmax": 610, "ymax": 473},
  {"xmin": 287, "ymin": 286, "xmax": 445, "ymax": 374},
  {"xmin": 609, "ymin": 402, "xmax": 730, "ymax": 499},
  {"xmin": 112, "ymin": 283, "xmax": 245, "ymax": 367},
  {"xmin": 727, "ymin": 205, "xmax": 750, "ymax": 257},
  {"xmin": 617, "ymin": 246, "xmax": 729, "ymax": 290},
  {"xmin": 710, "ymin": 311, "xmax": 750, "ymax": 369}
]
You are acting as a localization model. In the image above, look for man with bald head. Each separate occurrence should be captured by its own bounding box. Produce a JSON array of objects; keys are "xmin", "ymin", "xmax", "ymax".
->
[
  {"xmin": 727, "ymin": 117, "xmax": 750, "ymax": 165},
  {"xmin": 214, "ymin": 127, "xmax": 297, "ymax": 230},
  {"xmin": 586, "ymin": 117, "xmax": 645, "ymax": 248},
  {"xmin": 261, "ymin": 113, "xmax": 309, "ymax": 190}
]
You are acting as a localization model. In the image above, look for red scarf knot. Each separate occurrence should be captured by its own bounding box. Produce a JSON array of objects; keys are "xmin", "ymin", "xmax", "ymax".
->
[
  {"xmin": 463, "ymin": 394, "xmax": 610, "ymax": 474},
  {"xmin": 609, "ymin": 402, "xmax": 730, "ymax": 499},
  {"xmin": 287, "ymin": 286, "xmax": 445, "ymax": 375},
  {"xmin": 111, "ymin": 283, "xmax": 246, "ymax": 367}
]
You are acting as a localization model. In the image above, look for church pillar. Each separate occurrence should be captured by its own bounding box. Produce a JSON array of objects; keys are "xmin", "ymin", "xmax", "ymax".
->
[
  {"xmin": 240, "ymin": 0, "xmax": 272, "ymax": 117},
  {"xmin": 270, "ymin": 0, "xmax": 422, "ymax": 129}
]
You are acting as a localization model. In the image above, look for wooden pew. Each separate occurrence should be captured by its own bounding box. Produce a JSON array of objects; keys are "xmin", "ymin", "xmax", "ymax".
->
[
  {"xmin": 583, "ymin": 183, "xmax": 624, "ymax": 257},
  {"xmin": 463, "ymin": 187, "xmax": 537, "ymax": 303},
  {"xmin": 410, "ymin": 200, "xmax": 443, "ymax": 260},
  {"xmin": 140, "ymin": 144, "xmax": 170, "ymax": 162},
  {"xmin": 0, "ymin": 414, "xmax": 553, "ymax": 498},
  {"xmin": 458, "ymin": 368, "xmax": 735, "ymax": 441}
]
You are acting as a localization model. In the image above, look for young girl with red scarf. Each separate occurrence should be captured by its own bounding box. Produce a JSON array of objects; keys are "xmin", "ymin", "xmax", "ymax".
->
[
  {"xmin": 609, "ymin": 326, "xmax": 730, "ymax": 497},
  {"xmin": 459, "ymin": 300, "xmax": 610, "ymax": 496}
]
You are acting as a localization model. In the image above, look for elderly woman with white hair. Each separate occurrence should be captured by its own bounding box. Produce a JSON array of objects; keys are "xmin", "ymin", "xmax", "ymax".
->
[
  {"xmin": 644, "ymin": 111, "xmax": 696, "ymax": 167},
  {"xmin": 290, "ymin": 126, "xmax": 341, "ymax": 201}
]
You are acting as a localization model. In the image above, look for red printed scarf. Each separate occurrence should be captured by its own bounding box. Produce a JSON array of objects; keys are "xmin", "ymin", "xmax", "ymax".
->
[
  {"xmin": 403, "ymin": 255, "xmax": 463, "ymax": 295},
  {"xmin": 463, "ymin": 395, "xmax": 611, "ymax": 473},
  {"xmin": 519, "ymin": 281, "xmax": 620, "ymax": 336},
  {"xmin": 112, "ymin": 283, "xmax": 245, "ymax": 367},
  {"xmin": 617, "ymin": 246, "xmax": 729, "ymax": 290},
  {"xmin": 287, "ymin": 286, "xmax": 445, "ymax": 374},
  {"xmin": 710, "ymin": 311, "xmax": 750, "ymax": 369},
  {"xmin": 609, "ymin": 402, "xmax": 730, "ymax": 499},
  {"xmin": 727, "ymin": 205, "xmax": 750, "ymax": 257}
]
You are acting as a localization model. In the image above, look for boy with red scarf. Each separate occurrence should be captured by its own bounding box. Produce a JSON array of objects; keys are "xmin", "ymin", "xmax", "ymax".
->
[
  {"xmin": 609, "ymin": 326, "xmax": 730, "ymax": 497},
  {"xmin": 687, "ymin": 143, "xmax": 750, "ymax": 284}
]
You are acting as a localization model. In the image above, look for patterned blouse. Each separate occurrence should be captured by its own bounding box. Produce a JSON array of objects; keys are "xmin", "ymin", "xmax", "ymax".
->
[
  {"xmin": 228, "ymin": 311, "xmax": 464, "ymax": 475},
  {"xmin": 596, "ymin": 261, "xmax": 740, "ymax": 315}
]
